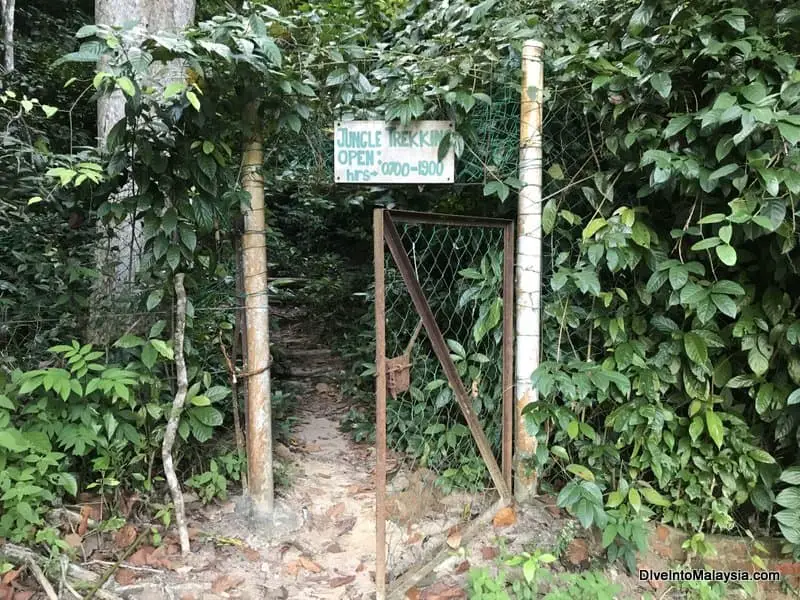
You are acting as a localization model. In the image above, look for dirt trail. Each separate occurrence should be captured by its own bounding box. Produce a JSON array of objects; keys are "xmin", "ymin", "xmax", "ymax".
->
[{"xmin": 107, "ymin": 311, "xmax": 379, "ymax": 600}]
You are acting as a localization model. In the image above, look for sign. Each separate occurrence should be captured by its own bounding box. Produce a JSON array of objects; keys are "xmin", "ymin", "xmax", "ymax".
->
[{"xmin": 334, "ymin": 120, "xmax": 455, "ymax": 184}]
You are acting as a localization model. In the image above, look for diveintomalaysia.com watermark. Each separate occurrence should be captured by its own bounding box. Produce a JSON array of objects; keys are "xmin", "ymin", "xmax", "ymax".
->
[{"xmin": 639, "ymin": 569, "xmax": 782, "ymax": 584}]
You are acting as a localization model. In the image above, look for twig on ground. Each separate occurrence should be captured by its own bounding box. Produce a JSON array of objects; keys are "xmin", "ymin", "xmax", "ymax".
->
[
  {"xmin": 83, "ymin": 528, "xmax": 149, "ymax": 600},
  {"xmin": 27, "ymin": 558, "xmax": 58, "ymax": 600}
]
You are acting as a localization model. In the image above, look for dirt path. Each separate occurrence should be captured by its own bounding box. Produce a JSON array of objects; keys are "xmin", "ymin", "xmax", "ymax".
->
[{"xmin": 102, "ymin": 312, "xmax": 379, "ymax": 600}]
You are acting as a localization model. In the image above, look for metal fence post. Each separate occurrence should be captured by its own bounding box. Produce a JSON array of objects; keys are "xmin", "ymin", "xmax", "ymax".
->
[{"xmin": 515, "ymin": 39, "xmax": 545, "ymax": 501}]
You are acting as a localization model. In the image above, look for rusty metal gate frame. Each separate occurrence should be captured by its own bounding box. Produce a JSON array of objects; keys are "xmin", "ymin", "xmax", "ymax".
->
[{"xmin": 373, "ymin": 208, "xmax": 515, "ymax": 599}]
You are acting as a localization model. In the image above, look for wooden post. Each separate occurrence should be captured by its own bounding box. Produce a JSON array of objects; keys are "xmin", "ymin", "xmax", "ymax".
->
[
  {"xmin": 241, "ymin": 101, "xmax": 273, "ymax": 517},
  {"xmin": 374, "ymin": 209, "xmax": 387, "ymax": 600},
  {"xmin": 515, "ymin": 40, "xmax": 544, "ymax": 502}
]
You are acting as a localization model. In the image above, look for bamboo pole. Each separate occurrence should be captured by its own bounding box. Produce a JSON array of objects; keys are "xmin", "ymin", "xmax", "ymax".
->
[
  {"xmin": 515, "ymin": 40, "xmax": 545, "ymax": 502},
  {"xmin": 241, "ymin": 101, "xmax": 273, "ymax": 517}
]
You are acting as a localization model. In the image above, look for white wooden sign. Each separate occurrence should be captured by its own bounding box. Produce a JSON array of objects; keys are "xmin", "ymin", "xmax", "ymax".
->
[{"xmin": 334, "ymin": 120, "xmax": 455, "ymax": 184}]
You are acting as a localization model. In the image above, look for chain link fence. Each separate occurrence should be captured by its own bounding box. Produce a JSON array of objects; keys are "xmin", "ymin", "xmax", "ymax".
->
[{"xmin": 375, "ymin": 210, "xmax": 513, "ymax": 597}]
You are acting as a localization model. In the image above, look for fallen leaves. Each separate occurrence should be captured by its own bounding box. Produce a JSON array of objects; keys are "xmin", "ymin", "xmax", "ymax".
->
[
  {"xmin": 284, "ymin": 556, "xmax": 324, "ymax": 576},
  {"xmin": 326, "ymin": 543, "xmax": 344, "ymax": 554},
  {"xmin": 211, "ymin": 574, "xmax": 245, "ymax": 594},
  {"xmin": 562, "ymin": 538, "xmax": 590, "ymax": 569},
  {"xmin": 404, "ymin": 587, "xmax": 421, "ymax": 600},
  {"xmin": 114, "ymin": 568, "xmax": 138, "ymax": 586},
  {"xmin": 242, "ymin": 546, "xmax": 261, "ymax": 562},
  {"xmin": 128, "ymin": 545, "xmax": 176, "ymax": 570},
  {"xmin": 455, "ymin": 561, "xmax": 470, "ymax": 574},
  {"xmin": 64, "ymin": 533, "xmax": 83, "ymax": 549},
  {"xmin": 326, "ymin": 503, "xmax": 345, "ymax": 520},
  {"xmin": 492, "ymin": 506, "xmax": 516, "ymax": 528},
  {"xmin": 298, "ymin": 556, "xmax": 322, "ymax": 574},
  {"xmin": 445, "ymin": 527, "xmax": 462, "ymax": 549},
  {"xmin": 1, "ymin": 571, "xmax": 20, "ymax": 587},
  {"xmin": 114, "ymin": 524, "xmax": 138, "ymax": 549},
  {"xmin": 328, "ymin": 574, "xmax": 355, "ymax": 588},
  {"xmin": 480, "ymin": 546, "xmax": 498, "ymax": 560}
]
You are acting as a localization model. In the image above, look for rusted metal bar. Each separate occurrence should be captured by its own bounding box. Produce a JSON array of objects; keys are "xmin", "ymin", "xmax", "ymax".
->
[
  {"xmin": 388, "ymin": 209, "xmax": 511, "ymax": 228},
  {"xmin": 383, "ymin": 212, "xmax": 512, "ymax": 501},
  {"xmin": 502, "ymin": 221, "xmax": 515, "ymax": 492},
  {"xmin": 373, "ymin": 208, "xmax": 388, "ymax": 600}
]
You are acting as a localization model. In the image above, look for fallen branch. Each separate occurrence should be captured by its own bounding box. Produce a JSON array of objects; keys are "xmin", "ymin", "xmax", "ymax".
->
[
  {"xmin": 162, "ymin": 272, "xmax": 191, "ymax": 557},
  {"xmin": 83, "ymin": 528, "xmax": 149, "ymax": 600},
  {"xmin": 0, "ymin": 543, "xmax": 122, "ymax": 600},
  {"xmin": 27, "ymin": 557, "xmax": 58, "ymax": 600},
  {"xmin": 386, "ymin": 498, "xmax": 511, "ymax": 600}
]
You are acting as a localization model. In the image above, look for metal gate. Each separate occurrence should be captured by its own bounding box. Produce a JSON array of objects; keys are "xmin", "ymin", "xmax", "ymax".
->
[{"xmin": 373, "ymin": 209, "xmax": 514, "ymax": 599}]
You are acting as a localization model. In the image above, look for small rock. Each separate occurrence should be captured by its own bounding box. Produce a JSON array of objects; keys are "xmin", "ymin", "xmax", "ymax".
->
[{"xmin": 315, "ymin": 383, "xmax": 331, "ymax": 393}]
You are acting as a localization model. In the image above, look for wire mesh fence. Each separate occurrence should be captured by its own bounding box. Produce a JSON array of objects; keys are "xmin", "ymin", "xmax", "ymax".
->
[{"xmin": 374, "ymin": 209, "xmax": 513, "ymax": 597}]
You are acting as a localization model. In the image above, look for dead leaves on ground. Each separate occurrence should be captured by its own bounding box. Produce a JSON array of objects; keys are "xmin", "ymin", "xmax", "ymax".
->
[
  {"xmin": 326, "ymin": 502, "xmax": 346, "ymax": 520},
  {"xmin": 492, "ymin": 506, "xmax": 516, "ymax": 528},
  {"xmin": 285, "ymin": 556, "xmax": 323, "ymax": 576},
  {"xmin": 445, "ymin": 526, "xmax": 462, "ymax": 549},
  {"xmin": 0, "ymin": 568, "xmax": 36, "ymax": 600},
  {"xmin": 211, "ymin": 574, "xmax": 245, "ymax": 594}
]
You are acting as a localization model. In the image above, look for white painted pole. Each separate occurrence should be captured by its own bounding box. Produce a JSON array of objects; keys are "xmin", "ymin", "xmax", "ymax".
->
[{"xmin": 515, "ymin": 40, "xmax": 544, "ymax": 502}]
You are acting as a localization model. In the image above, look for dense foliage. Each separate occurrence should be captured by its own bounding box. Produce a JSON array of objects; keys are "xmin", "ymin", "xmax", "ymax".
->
[{"xmin": 3, "ymin": 0, "xmax": 800, "ymax": 575}]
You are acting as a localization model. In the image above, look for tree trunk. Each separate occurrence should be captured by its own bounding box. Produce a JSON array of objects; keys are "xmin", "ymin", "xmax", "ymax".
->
[
  {"xmin": 1, "ymin": 0, "xmax": 14, "ymax": 72},
  {"xmin": 515, "ymin": 40, "xmax": 545, "ymax": 502},
  {"xmin": 93, "ymin": 0, "xmax": 196, "ymax": 342}
]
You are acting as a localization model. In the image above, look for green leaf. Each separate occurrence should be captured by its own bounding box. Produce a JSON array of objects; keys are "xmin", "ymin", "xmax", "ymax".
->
[
  {"xmin": 749, "ymin": 449, "xmax": 775, "ymax": 464},
  {"xmin": 566, "ymin": 464, "xmax": 595, "ymax": 482},
  {"xmin": 705, "ymin": 410, "xmax": 724, "ymax": 449},
  {"xmin": 180, "ymin": 228, "xmax": 197, "ymax": 253},
  {"xmin": 582, "ymin": 218, "xmax": 607, "ymax": 240},
  {"xmin": 117, "ymin": 76, "xmax": 135, "ymax": 97},
  {"xmin": 146, "ymin": 289, "xmax": 164, "ymax": 311},
  {"xmin": 186, "ymin": 91, "xmax": 201, "ymax": 111},
  {"xmin": 0, "ymin": 430, "xmax": 29, "ymax": 452},
  {"xmin": 542, "ymin": 199, "xmax": 557, "ymax": 234},
  {"xmin": 547, "ymin": 164, "xmax": 564, "ymax": 180},
  {"xmin": 141, "ymin": 343, "xmax": 158, "ymax": 369},
  {"xmin": 709, "ymin": 164, "xmax": 739, "ymax": 180},
  {"xmin": 446, "ymin": 339, "xmax": 466, "ymax": 358},
  {"xmin": 787, "ymin": 389, "xmax": 800, "ymax": 405},
  {"xmin": 641, "ymin": 487, "xmax": 671, "ymax": 507},
  {"xmin": 41, "ymin": 104, "xmax": 58, "ymax": 118},
  {"xmin": 715, "ymin": 136, "xmax": 734, "ymax": 162},
  {"xmin": 741, "ymin": 81, "xmax": 767, "ymax": 104},
  {"xmin": 59, "ymin": 473, "xmax": 78, "ymax": 497},
  {"xmin": 631, "ymin": 222, "xmax": 650, "ymax": 247},
  {"xmin": 628, "ymin": 488, "xmax": 641, "ymax": 513},
  {"xmin": 650, "ymin": 72, "xmax": 672, "ymax": 99},
  {"xmin": 689, "ymin": 416, "xmax": 704, "ymax": 441},
  {"xmin": 607, "ymin": 491, "xmax": 624, "ymax": 508},
  {"xmin": 684, "ymin": 332, "xmax": 708, "ymax": 365},
  {"xmin": 164, "ymin": 81, "xmax": 184, "ymax": 99},
  {"xmin": 780, "ymin": 467, "xmax": 800, "ymax": 485},
  {"xmin": 691, "ymin": 237, "xmax": 721, "ymax": 251},
  {"xmin": 778, "ymin": 121, "xmax": 800, "ymax": 145},
  {"xmin": 191, "ymin": 406, "xmax": 224, "ymax": 427},
  {"xmin": 166, "ymin": 246, "xmax": 180, "ymax": 271},
  {"xmin": 664, "ymin": 114, "xmax": 693, "ymax": 138},
  {"xmin": 712, "ymin": 280, "xmax": 745, "ymax": 295},
  {"xmin": 711, "ymin": 294, "xmax": 738, "ymax": 318},
  {"xmin": 150, "ymin": 339, "xmax": 174, "ymax": 360},
  {"xmin": 776, "ymin": 488, "xmax": 800, "ymax": 510},
  {"xmin": 114, "ymin": 334, "xmax": 145, "ymax": 348},
  {"xmin": 715, "ymin": 244, "xmax": 737, "ymax": 266},
  {"xmin": 628, "ymin": 2, "xmax": 654, "ymax": 35}
]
